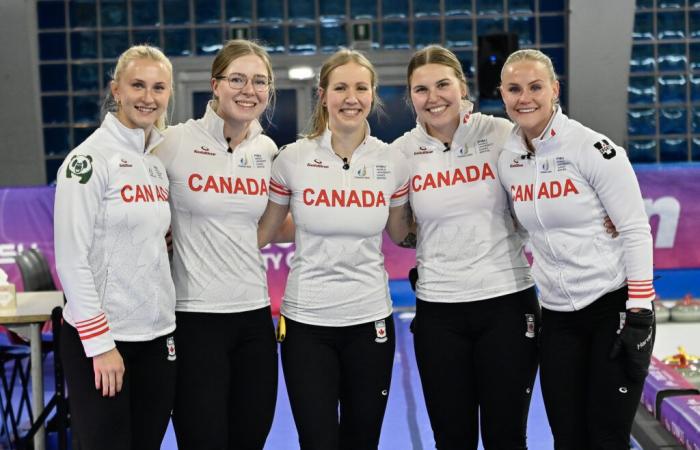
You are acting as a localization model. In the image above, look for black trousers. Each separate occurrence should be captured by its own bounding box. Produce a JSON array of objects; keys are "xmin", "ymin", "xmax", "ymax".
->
[
  {"xmin": 281, "ymin": 315, "xmax": 395, "ymax": 450},
  {"xmin": 413, "ymin": 287, "xmax": 540, "ymax": 450},
  {"xmin": 540, "ymin": 287, "xmax": 645, "ymax": 450},
  {"xmin": 60, "ymin": 322, "xmax": 176, "ymax": 450},
  {"xmin": 172, "ymin": 307, "xmax": 278, "ymax": 450}
]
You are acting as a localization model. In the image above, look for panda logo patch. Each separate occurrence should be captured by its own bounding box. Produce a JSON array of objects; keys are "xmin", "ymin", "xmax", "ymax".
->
[{"xmin": 66, "ymin": 155, "xmax": 93, "ymax": 184}]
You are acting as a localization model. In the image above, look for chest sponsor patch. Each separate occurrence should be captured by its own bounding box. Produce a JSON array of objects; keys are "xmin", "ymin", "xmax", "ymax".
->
[
  {"xmin": 307, "ymin": 159, "xmax": 329, "ymax": 169},
  {"xmin": 119, "ymin": 159, "xmax": 133, "ymax": 168},
  {"xmin": 375, "ymin": 164, "xmax": 391, "ymax": 180},
  {"xmin": 539, "ymin": 159, "xmax": 552, "ymax": 174},
  {"xmin": 148, "ymin": 165, "xmax": 164, "ymax": 180},
  {"xmin": 414, "ymin": 146, "xmax": 434, "ymax": 155},
  {"xmin": 555, "ymin": 156, "xmax": 570, "ymax": 172},
  {"xmin": 354, "ymin": 165, "xmax": 371, "ymax": 179},
  {"xmin": 253, "ymin": 153, "xmax": 267, "ymax": 168},
  {"xmin": 194, "ymin": 145, "xmax": 217, "ymax": 156},
  {"xmin": 477, "ymin": 138, "xmax": 493, "ymax": 153}
]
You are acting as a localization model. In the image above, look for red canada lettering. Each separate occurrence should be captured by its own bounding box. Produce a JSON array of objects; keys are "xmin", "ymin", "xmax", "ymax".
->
[{"xmin": 511, "ymin": 179, "xmax": 580, "ymax": 202}]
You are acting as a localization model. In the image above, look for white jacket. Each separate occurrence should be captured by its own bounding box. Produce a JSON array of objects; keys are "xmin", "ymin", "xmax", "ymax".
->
[
  {"xmin": 55, "ymin": 113, "xmax": 176, "ymax": 357},
  {"xmin": 269, "ymin": 127, "xmax": 409, "ymax": 326},
  {"xmin": 156, "ymin": 103, "xmax": 277, "ymax": 313},
  {"xmin": 497, "ymin": 107, "xmax": 655, "ymax": 311},
  {"xmin": 392, "ymin": 104, "xmax": 533, "ymax": 303}
]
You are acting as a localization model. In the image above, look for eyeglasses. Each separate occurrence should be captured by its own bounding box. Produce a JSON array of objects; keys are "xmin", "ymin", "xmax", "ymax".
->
[{"xmin": 215, "ymin": 73, "xmax": 271, "ymax": 92}]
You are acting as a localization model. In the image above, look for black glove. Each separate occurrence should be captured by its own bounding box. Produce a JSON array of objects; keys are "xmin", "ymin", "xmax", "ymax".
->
[
  {"xmin": 408, "ymin": 267, "xmax": 418, "ymax": 292},
  {"xmin": 609, "ymin": 309, "xmax": 655, "ymax": 382}
]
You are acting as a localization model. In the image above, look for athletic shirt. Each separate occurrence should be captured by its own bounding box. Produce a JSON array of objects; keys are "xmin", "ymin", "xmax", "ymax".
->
[
  {"xmin": 156, "ymin": 103, "xmax": 277, "ymax": 313},
  {"xmin": 268, "ymin": 127, "xmax": 410, "ymax": 326},
  {"xmin": 392, "ymin": 104, "xmax": 533, "ymax": 303},
  {"xmin": 55, "ymin": 113, "xmax": 176, "ymax": 357},
  {"xmin": 497, "ymin": 107, "xmax": 655, "ymax": 311}
]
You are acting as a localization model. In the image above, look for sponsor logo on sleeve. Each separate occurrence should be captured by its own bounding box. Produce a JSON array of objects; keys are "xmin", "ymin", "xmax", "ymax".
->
[
  {"xmin": 593, "ymin": 139, "xmax": 616, "ymax": 160},
  {"xmin": 66, "ymin": 155, "xmax": 93, "ymax": 184}
]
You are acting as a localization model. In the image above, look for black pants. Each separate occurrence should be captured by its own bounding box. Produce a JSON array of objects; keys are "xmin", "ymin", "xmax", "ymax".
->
[
  {"xmin": 172, "ymin": 307, "xmax": 278, "ymax": 450},
  {"xmin": 281, "ymin": 315, "xmax": 395, "ymax": 450},
  {"xmin": 60, "ymin": 322, "xmax": 176, "ymax": 450},
  {"xmin": 413, "ymin": 287, "xmax": 540, "ymax": 450},
  {"xmin": 540, "ymin": 287, "xmax": 644, "ymax": 450}
]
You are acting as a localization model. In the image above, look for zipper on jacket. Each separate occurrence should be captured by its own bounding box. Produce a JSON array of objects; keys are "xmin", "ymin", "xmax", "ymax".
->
[{"xmin": 531, "ymin": 152, "xmax": 576, "ymax": 311}]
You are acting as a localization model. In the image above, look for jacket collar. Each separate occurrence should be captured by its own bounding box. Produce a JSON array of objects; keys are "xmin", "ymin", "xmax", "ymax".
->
[
  {"xmin": 318, "ymin": 122, "xmax": 372, "ymax": 155},
  {"xmin": 411, "ymin": 101, "xmax": 476, "ymax": 150},
  {"xmin": 103, "ymin": 113, "xmax": 163, "ymax": 155},
  {"xmin": 201, "ymin": 101, "xmax": 264, "ymax": 152},
  {"xmin": 504, "ymin": 106, "xmax": 565, "ymax": 155}
]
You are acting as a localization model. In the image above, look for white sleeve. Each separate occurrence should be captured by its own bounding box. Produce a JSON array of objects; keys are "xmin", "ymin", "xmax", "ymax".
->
[
  {"xmin": 389, "ymin": 150, "xmax": 410, "ymax": 207},
  {"xmin": 54, "ymin": 149, "xmax": 116, "ymax": 357},
  {"xmin": 269, "ymin": 147, "xmax": 292, "ymax": 205},
  {"xmin": 576, "ymin": 136, "xmax": 655, "ymax": 309}
]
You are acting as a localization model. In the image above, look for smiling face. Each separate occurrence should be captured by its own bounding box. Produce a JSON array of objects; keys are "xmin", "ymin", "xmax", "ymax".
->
[
  {"xmin": 111, "ymin": 58, "xmax": 171, "ymax": 130},
  {"xmin": 212, "ymin": 53, "xmax": 270, "ymax": 124},
  {"xmin": 409, "ymin": 63, "xmax": 467, "ymax": 142},
  {"xmin": 500, "ymin": 59, "xmax": 560, "ymax": 141},
  {"xmin": 321, "ymin": 62, "xmax": 374, "ymax": 135}
]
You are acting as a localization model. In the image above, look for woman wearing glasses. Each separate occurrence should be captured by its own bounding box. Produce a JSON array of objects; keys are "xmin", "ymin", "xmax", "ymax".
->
[{"xmin": 155, "ymin": 39, "xmax": 279, "ymax": 449}]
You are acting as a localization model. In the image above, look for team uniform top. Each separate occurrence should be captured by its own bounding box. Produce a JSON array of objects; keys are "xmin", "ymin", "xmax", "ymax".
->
[
  {"xmin": 392, "ymin": 104, "xmax": 533, "ymax": 303},
  {"xmin": 156, "ymin": 103, "xmax": 277, "ymax": 313},
  {"xmin": 268, "ymin": 127, "xmax": 410, "ymax": 327},
  {"xmin": 55, "ymin": 113, "xmax": 176, "ymax": 357},
  {"xmin": 497, "ymin": 107, "xmax": 655, "ymax": 312}
]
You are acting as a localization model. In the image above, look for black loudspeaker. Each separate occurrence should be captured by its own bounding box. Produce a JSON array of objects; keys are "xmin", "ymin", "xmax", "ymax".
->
[{"xmin": 477, "ymin": 33, "xmax": 519, "ymax": 101}]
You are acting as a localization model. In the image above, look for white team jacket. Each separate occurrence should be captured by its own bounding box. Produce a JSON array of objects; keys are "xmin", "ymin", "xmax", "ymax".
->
[
  {"xmin": 156, "ymin": 103, "xmax": 277, "ymax": 313},
  {"xmin": 392, "ymin": 104, "xmax": 533, "ymax": 303},
  {"xmin": 55, "ymin": 113, "xmax": 176, "ymax": 357},
  {"xmin": 497, "ymin": 107, "xmax": 655, "ymax": 312},
  {"xmin": 268, "ymin": 127, "xmax": 409, "ymax": 326}
]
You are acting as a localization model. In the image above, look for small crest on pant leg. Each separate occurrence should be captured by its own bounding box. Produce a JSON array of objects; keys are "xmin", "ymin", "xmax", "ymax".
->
[
  {"xmin": 374, "ymin": 320, "xmax": 388, "ymax": 343},
  {"xmin": 525, "ymin": 314, "xmax": 535, "ymax": 338},
  {"xmin": 166, "ymin": 336, "xmax": 176, "ymax": 361}
]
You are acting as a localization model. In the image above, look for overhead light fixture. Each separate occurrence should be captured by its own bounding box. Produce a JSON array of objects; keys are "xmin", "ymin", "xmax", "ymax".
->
[{"xmin": 288, "ymin": 66, "xmax": 314, "ymax": 80}]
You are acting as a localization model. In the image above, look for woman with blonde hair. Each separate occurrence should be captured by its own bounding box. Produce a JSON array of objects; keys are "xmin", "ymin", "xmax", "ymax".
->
[
  {"xmin": 55, "ymin": 44, "xmax": 176, "ymax": 450},
  {"xmin": 155, "ymin": 39, "xmax": 279, "ymax": 449},
  {"xmin": 498, "ymin": 49, "xmax": 655, "ymax": 449},
  {"xmin": 391, "ymin": 44, "xmax": 539, "ymax": 449},
  {"xmin": 258, "ymin": 48, "xmax": 410, "ymax": 450}
]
